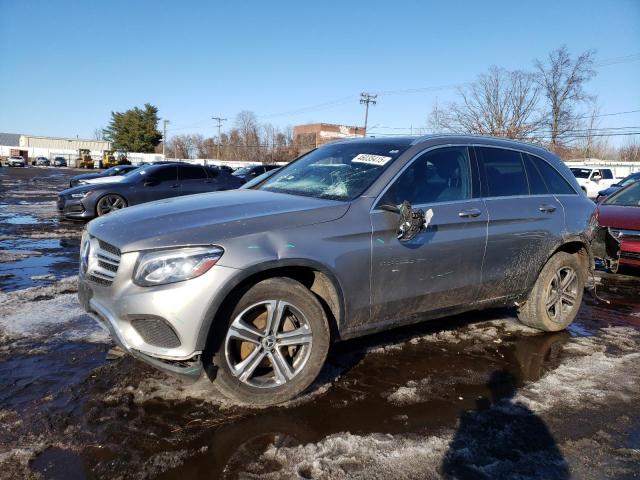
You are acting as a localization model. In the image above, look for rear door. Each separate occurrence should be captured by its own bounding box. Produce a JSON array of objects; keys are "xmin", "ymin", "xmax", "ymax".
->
[
  {"xmin": 138, "ymin": 165, "xmax": 180, "ymax": 202},
  {"xmin": 476, "ymin": 147, "xmax": 564, "ymax": 299},
  {"xmin": 179, "ymin": 164, "xmax": 212, "ymax": 196},
  {"xmin": 369, "ymin": 145, "xmax": 488, "ymax": 324}
]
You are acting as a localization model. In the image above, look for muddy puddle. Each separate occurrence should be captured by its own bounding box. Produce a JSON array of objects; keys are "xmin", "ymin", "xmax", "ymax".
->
[
  {"xmin": 0, "ymin": 168, "xmax": 83, "ymax": 291},
  {"xmin": 1, "ymin": 168, "xmax": 640, "ymax": 479}
]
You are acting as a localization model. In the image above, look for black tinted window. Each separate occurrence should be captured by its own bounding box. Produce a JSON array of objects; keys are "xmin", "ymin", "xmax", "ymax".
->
[
  {"xmin": 602, "ymin": 169, "xmax": 613, "ymax": 179},
  {"xmin": 381, "ymin": 146, "xmax": 472, "ymax": 206},
  {"xmin": 523, "ymin": 156, "xmax": 548, "ymax": 195},
  {"xmin": 204, "ymin": 166, "xmax": 219, "ymax": 178},
  {"xmin": 181, "ymin": 165, "xmax": 208, "ymax": 180},
  {"xmin": 478, "ymin": 147, "xmax": 528, "ymax": 197},
  {"xmin": 527, "ymin": 154, "xmax": 576, "ymax": 194},
  {"xmin": 150, "ymin": 165, "xmax": 178, "ymax": 182}
]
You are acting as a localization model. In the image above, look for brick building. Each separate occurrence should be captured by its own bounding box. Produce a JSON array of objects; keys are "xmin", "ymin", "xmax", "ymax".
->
[{"xmin": 293, "ymin": 123, "xmax": 363, "ymax": 152}]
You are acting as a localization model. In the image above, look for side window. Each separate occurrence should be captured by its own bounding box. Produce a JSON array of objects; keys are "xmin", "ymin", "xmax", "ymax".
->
[
  {"xmin": 152, "ymin": 165, "xmax": 178, "ymax": 182},
  {"xmin": 602, "ymin": 169, "xmax": 613, "ymax": 179},
  {"xmin": 527, "ymin": 154, "xmax": 576, "ymax": 195},
  {"xmin": 523, "ymin": 156, "xmax": 548, "ymax": 195},
  {"xmin": 205, "ymin": 167, "xmax": 219, "ymax": 178},
  {"xmin": 478, "ymin": 147, "xmax": 528, "ymax": 197},
  {"xmin": 380, "ymin": 146, "xmax": 472, "ymax": 206},
  {"xmin": 181, "ymin": 165, "xmax": 208, "ymax": 180},
  {"xmin": 590, "ymin": 170, "xmax": 600, "ymax": 180}
]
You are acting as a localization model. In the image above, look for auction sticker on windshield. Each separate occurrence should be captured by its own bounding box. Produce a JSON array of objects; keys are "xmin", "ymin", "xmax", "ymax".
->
[{"xmin": 352, "ymin": 153, "xmax": 393, "ymax": 166}]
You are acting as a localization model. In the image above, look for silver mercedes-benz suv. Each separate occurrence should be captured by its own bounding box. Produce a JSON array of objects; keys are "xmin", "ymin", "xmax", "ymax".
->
[{"xmin": 78, "ymin": 135, "xmax": 595, "ymax": 405}]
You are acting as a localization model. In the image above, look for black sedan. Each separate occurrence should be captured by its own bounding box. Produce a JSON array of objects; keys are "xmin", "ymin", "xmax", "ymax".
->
[
  {"xmin": 57, "ymin": 163, "xmax": 243, "ymax": 219},
  {"xmin": 69, "ymin": 164, "xmax": 139, "ymax": 187},
  {"xmin": 232, "ymin": 164, "xmax": 280, "ymax": 182},
  {"xmin": 596, "ymin": 172, "xmax": 640, "ymax": 203}
]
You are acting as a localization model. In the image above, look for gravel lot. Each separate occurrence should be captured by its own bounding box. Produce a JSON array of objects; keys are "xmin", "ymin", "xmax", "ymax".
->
[{"xmin": 1, "ymin": 167, "xmax": 639, "ymax": 480}]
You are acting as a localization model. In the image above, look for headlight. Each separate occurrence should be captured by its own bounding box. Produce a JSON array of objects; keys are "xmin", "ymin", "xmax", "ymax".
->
[
  {"xmin": 133, "ymin": 247, "xmax": 223, "ymax": 287},
  {"xmin": 71, "ymin": 191, "xmax": 93, "ymax": 199}
]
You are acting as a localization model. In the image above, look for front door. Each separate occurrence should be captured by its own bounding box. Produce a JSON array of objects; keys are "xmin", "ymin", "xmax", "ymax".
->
[{"xmin": 369, "ymin": 146, "xmax": 488, "ymax": 325}]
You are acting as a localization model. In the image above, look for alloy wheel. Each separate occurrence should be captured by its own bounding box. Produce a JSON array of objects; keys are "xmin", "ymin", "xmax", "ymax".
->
[
  {"xmin": 96, "ymin": 195, "xmax": 126, "ymax": 216},
  {"xmin": 544, "ymin": 266, "xmax": 579, "ymax": 324},
  {"xmin": 224, "ymin": 300, "xmax": 313, "ymax": 389}
]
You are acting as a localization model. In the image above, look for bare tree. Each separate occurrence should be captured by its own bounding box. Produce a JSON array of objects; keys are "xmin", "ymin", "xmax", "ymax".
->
[
  {"xmin": 534, "ymin": 46, "xmax": 596, "ymax": 152},
  {"xmin": 93, "ymin": 127, "xmax": 105, "ymax": 141},
  {"xmin": 578, "ymin": 102, "xmax": 612, "ymax": 159},
  {"xmin": 428, "ymin": 67, "xmax": 543, "ymax": 140},
  {"xmin": 618, "ymin": 139, "xmax": 640, "ymax": 162}
]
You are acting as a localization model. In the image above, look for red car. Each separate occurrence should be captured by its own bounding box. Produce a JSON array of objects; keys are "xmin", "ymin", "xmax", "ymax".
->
[{"xmin": 593, "ymin": 180, "xmax": 640, "ymax": 268}]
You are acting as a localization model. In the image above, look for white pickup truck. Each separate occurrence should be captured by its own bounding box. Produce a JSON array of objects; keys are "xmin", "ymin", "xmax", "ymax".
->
[{"xmin": 569, "ymin": 167, "xmax": 618, "ymax": 198}]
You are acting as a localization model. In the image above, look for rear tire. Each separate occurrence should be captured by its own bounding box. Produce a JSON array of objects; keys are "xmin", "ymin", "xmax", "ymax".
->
[
  {"xmin": 517, "ymin": 251, "xmax": 585, "ymax": 331},
  {"xmin": 212, "ymin": 277, "xmax": 330, "ymax": 406}
]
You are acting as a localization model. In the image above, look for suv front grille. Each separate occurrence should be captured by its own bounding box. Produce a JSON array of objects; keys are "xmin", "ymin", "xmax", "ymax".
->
[{"xmin": 87, "ymin": 237, "xmax": 121, "ymax": 286}]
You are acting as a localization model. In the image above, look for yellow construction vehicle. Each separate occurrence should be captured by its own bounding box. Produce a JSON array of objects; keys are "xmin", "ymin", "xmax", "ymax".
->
[
  {"xmin": 78, "ymin": 149, "xmax": 95, "ymax": 169},
  {"xmin": 115, "ymin": 150, "xmax": 131, "ymax": 166},
  {"xmin": 98, "ymin": 150, "xmax": 131, "ymax": 169}
]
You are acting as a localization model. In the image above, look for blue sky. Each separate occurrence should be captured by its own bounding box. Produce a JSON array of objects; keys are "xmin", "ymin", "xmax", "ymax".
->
[{"xmin": 1, "ymin": 0, "xmax": 638, "ymax": 145}]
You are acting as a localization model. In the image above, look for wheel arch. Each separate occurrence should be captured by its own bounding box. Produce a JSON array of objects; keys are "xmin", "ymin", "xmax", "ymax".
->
[{"xmin": 198, "ymin": 259, "xmax": 346, "ymax": 358}]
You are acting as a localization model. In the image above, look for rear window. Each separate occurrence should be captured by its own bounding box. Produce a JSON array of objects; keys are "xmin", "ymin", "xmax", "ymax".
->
[
  {"xmin": 527, "ymin": 154, "xmax": 576, "ymax": 195},
  {"xmin": 180, "ymin": 165, "xmax": 208, "ymax": 180},
  {"xmin": 477, "ymin": 147, "xmax": 528, "ymax": 197}
]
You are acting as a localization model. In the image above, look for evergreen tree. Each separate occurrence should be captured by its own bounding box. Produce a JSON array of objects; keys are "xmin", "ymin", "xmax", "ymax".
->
[{"xmin": 103, "ymin": 104, "xmax": 162, "ymax": 153}]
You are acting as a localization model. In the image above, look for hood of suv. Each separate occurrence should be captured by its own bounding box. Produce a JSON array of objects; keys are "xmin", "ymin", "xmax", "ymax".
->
[{"xmin": 87, "ymin": 189, "xmax": 350, "ymax": 253}]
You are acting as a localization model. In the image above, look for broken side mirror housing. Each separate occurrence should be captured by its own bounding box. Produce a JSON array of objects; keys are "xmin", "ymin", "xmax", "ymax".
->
[{"xmin": 397, "ymin": 200, "xmax": 426, "ymax": 241}]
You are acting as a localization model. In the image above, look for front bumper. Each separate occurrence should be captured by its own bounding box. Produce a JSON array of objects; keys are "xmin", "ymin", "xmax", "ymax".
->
[
  {"xmin": 77, "ymin": 246, "xmax": 240, "ymax": 379},
  {"xmin": 57, "ymin": 195, "xmax": 94, "ymax": 219}
]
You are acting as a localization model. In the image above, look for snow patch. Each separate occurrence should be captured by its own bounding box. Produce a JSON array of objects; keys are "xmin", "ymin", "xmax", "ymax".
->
[{"xmin": 244, "ymin": 432, "xmax": 451, "ymax": 479}]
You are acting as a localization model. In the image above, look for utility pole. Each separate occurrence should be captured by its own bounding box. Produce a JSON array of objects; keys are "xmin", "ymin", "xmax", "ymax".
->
[
  {"xmin": 162, "ymin": 119, "xmax": 169, "ymax": 158},
  {"xmin": 211, "ymin": 116, "xmax": 227, "ymax": 160},
  {"xmin": 360, "ymin": 92, "xmax": 377, "ymax": 136}
]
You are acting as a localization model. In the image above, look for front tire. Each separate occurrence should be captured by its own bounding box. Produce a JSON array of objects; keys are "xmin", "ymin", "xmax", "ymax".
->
[
  {"xmin": 518, "ymin": 251, "xmax": 585, "ymax": 331},
  {"xmin": 95, "ymin": 194, "xmax": 127, "ymax": 217},
  {"xmin": 212, "ymin": 277, "xmax": 330, "ymax": 406}
]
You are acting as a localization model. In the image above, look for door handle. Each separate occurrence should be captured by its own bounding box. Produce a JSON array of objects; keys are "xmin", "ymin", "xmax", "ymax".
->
[
  {"xmin": 458, "ymin": 208, "xmax": 481, "ymax": 218},
  {"xmin": 170, "ymin": 184, "xmax": 180, "ymax": 188},
  {"xmin": 539, "ymin": 204, "xmax": 557, "ymax": 213}
]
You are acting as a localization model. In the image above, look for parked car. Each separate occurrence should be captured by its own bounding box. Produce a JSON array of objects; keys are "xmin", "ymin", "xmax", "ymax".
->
[
  {"xmin": 570, "ymin": 166, "xmax": 617, "ymax": 198},
  {"xmin": 232, "ymin": 164, "xmax": 281, "ymax": 182},
  {"xmin": 58, "ymin": 163, "xmax": 242, "ymax": 219},
  {"xmin": 595, "ymin": 172, "xmax": 640, "ymax": 203},
  {"xmin": 35, "ymin": 156, "xmax": 50, "ymax": 166},
  {"xmin": 7, "ymin": 156, "xmax": 26, "ymax": 167},
  {"xmin": 217, "ymin": 165, "xmax": 235, "ymax": 174},
  {"xmin": 69, "ymin": 164, "xmax": 139, "ymax": 188},
  {"xmin": 53, "ymin": 157, "xmax": 67, "ymax": 167},
  {"xmin": 240, "ymin": 167, "xmax": 280, "ymax": 189},
  {"xmin": 77, "ymin": 135, "xmax": 595, "ymax": 406},
  {"xmin": 591, "ymin": 180, "xmax": 640, "ymax": 270}
]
